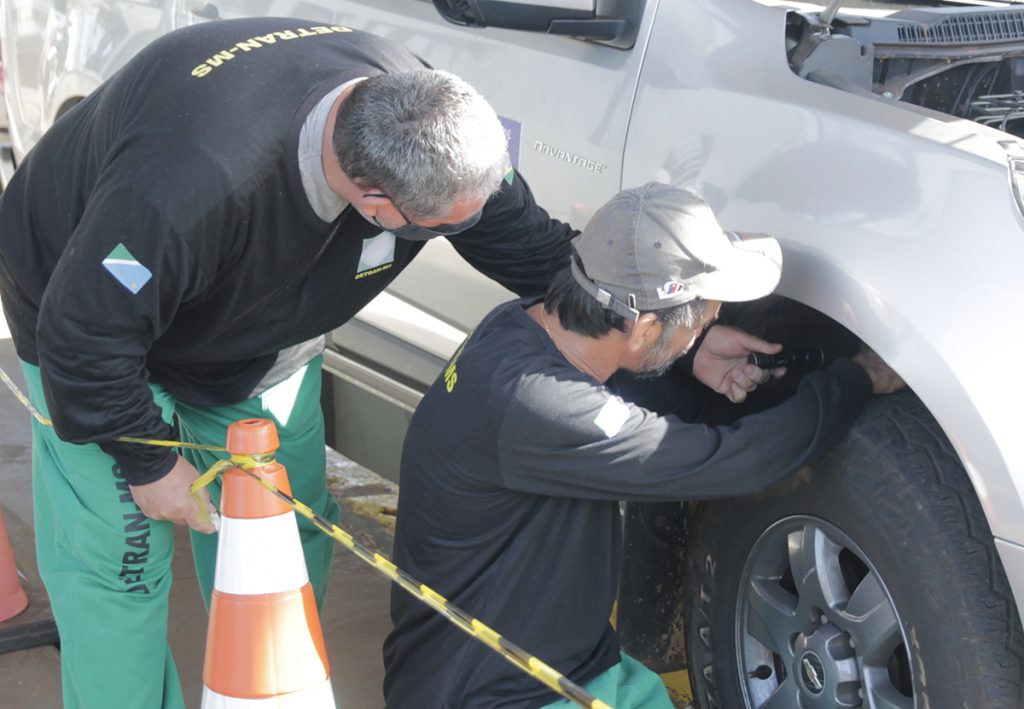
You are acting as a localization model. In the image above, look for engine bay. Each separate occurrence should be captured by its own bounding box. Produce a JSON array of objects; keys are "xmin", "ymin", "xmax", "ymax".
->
[{"xmin": 787, "ymin": 1, "xmax": 1024, "ymax": 137}]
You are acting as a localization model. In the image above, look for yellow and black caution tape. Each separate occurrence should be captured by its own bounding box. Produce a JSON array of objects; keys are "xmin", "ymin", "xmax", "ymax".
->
[
  {"xmin": 1, "ymin": 366, "xmax": 613, "ymax": 708},
  {"xmin": 0, "ymin": 367, "xmax": 225, "ymax": 452},
  {"xmin": 193, "ymin": 454, "xmax": 614, "ymax": 709}
]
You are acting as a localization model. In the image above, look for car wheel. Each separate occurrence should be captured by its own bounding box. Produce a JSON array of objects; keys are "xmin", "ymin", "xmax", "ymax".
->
[{"xmin": 683, "ymin": 391, "xmax": 1024, "ymax": 708}]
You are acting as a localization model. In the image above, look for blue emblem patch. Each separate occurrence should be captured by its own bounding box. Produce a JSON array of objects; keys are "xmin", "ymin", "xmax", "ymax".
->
[{"xmin": 103, "ymin": 243, "xmax": 152, "ymax": 294}]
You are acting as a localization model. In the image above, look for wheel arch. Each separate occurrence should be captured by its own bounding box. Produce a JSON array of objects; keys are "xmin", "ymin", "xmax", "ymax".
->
[{"xmin": 775, "ymin": 248, "xmax": 1021, "ymax": 544}]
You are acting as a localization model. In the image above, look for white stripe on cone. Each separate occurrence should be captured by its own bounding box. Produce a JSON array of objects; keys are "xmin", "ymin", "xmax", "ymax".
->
[
  {"xmin": 201, "ymin": 676, "xmax": 335, "ymax": 708},
  {"xmin": 214, "ymin": 513, "xmax": 308, "ymax": 595}
]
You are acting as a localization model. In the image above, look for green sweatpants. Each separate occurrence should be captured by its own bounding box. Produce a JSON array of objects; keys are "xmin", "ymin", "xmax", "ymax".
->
[
  {"xmin": 21, "ymin": 355, "xmax": 339, "ymax": 709},
  {"xmin": 540, "ymin": 653, "xmax": 675, "ymax": 709}
]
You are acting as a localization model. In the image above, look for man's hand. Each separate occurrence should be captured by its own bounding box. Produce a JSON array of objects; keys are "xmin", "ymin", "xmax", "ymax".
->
[
  {"xmin": 852, "ymin": 346, "xmax": 906, "ymax": 394},
  {"xmin": 129, "ymin": 455, "xmax": 219, "ymax": 534},
  {"xmin": 693, "ymin": 325, "xmax": 786, "ymax": 404}
]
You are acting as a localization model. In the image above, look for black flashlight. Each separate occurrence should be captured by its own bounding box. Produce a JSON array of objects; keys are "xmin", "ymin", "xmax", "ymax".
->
[{"xmin": 747, "ymin": 347, "xmax": 826, "ymax": 370}]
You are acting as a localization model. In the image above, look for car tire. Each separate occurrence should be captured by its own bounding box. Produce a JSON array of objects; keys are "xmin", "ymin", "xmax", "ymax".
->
[{"xmin": 683, "ymin": 391, "xmax": 1024, "ymax": 708}]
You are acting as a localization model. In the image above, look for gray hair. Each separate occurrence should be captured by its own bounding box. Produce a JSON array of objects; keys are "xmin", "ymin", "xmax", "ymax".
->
[
  {"xmin": 332, "ymin": 69, "xmax": 508, "ymax": 220},
  {"xmin": 652, "ymin": 296, "xmax": 709, "ymax": 337}
]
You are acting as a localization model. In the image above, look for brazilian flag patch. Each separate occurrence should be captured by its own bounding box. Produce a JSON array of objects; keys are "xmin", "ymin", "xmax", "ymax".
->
[
  {"xmin": 504, "ymin": 162, "xmax": 515, "ymax": 186},
  {"xmin": 102, "ymin": 243, "xmax": 152, "ymax": 294}
]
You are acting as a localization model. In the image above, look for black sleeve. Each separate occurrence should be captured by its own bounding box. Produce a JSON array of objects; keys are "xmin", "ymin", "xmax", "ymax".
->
[
  {"xmin": 497, "ymin": 359, "xmax": 873, "ymax": 501},
  {"xmin": 607, "ymin": 365, "xmax": 713, "ymax": 423},
  {"xmin": 445, "ymin": 169, "xmax": 577, "ymax": 298},
  {"xmin": 35, "ymin": 184, "xmax": 207, "ymax": 485}
]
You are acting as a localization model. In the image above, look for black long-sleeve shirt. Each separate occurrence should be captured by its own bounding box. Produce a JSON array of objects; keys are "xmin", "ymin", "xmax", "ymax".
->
[
  {"xmin": 0, "ymin": 18, "xmax": 573, "ymax": 483},
  {"xmin": 383, "ymin": 298, "xmax": 872, "ymax": 708}
]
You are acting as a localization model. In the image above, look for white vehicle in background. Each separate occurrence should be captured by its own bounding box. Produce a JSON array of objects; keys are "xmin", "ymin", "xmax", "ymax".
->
[{"xmin": 3, "ymin": 0, "xmax": 1024, "ymax": 706}]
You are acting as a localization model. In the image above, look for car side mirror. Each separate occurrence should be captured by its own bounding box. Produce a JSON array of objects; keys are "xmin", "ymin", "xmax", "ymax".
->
[{"xmin": 432, "ymin": 0, "xmax": 640, "ymax": 49}]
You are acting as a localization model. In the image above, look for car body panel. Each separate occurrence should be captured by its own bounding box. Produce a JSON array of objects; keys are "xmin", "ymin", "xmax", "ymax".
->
[{"xmin": 1, "ymin": 0, "xmax": 172, "ymax": 160}]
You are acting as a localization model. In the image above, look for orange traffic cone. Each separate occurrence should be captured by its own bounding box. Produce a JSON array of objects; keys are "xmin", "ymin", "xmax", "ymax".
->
[
  {"xmin": 201, "ymin": 419, "xmax": 334, "ymax": 708},
  {"xmin": 0, "ymin": 508, "xmax": 29, "ymax": 623}
]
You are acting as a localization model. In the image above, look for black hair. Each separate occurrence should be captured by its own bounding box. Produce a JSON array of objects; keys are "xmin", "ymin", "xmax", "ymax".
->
[
  {"xmin": 542, "ymin": 268, "xmax": 707, "ymax": 337},
  {"xmin": 543, "ymin": 268, "xmax": 624, "ymax": 337}
]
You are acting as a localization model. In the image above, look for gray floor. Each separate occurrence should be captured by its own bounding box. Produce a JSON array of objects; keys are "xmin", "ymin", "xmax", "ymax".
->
[{"xmin": 0, "ymin": 331, "xmax": 398, "ymax": 709}]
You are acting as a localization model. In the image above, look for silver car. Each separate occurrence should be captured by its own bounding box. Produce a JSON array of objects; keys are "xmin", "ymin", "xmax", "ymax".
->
[{"xmin": 3, "ymin": 1, "xmax": 1024, "ymax": 706}]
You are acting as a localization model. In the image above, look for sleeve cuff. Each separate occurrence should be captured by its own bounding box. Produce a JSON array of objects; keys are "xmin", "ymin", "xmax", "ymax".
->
[{"xmin": 99, "ymin": 440, "xmax": 179, "ymax": 486}]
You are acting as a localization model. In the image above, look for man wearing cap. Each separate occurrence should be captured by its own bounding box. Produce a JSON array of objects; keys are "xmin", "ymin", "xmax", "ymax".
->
[{"xmin": 382, "ymin": 182, "xmax": 903, "ymax": 708}]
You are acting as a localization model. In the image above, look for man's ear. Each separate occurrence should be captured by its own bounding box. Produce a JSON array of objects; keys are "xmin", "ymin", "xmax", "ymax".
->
[
  {"xmin": 352, "ymin": 189, "xmax": 393, "ymax": 222},
  {"xmin": 625, "ymin": 313, "xmax": 661, "ymax": 353}
]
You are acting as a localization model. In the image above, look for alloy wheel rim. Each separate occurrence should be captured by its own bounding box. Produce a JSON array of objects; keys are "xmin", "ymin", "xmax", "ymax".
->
[{"xmin": 734, "ymin": 515, "xmax": 915, "ymax": 708}]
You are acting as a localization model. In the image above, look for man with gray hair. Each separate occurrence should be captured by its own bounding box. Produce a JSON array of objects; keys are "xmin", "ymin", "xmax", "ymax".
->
[
  {"xmin": 383, "ymin": 182, "xmax": 903, "ymax": 707},
  {"xmin": 0, "ymin": 17, "xmax": 573, "ymax": 709}
]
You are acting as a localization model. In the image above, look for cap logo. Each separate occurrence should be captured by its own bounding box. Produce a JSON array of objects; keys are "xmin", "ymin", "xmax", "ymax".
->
[{"xmin": 656, "ymin": 281, "xmax": 687, "ymax": 299}]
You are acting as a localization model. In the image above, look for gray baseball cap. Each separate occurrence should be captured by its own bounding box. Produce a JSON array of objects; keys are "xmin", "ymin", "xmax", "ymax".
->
[{"xmin": 570, "ymin": 182, "xmax": 782, "ymax": 320}]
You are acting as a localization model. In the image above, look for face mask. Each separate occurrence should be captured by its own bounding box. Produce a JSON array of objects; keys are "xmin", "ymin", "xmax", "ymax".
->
[
  {"xmin": 388, "ymin": 209, "xmax": 484, "ymax": 241},
  {"xmin": 365, "ymin": 192, "xmax": 484, "ymax": 241}
]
